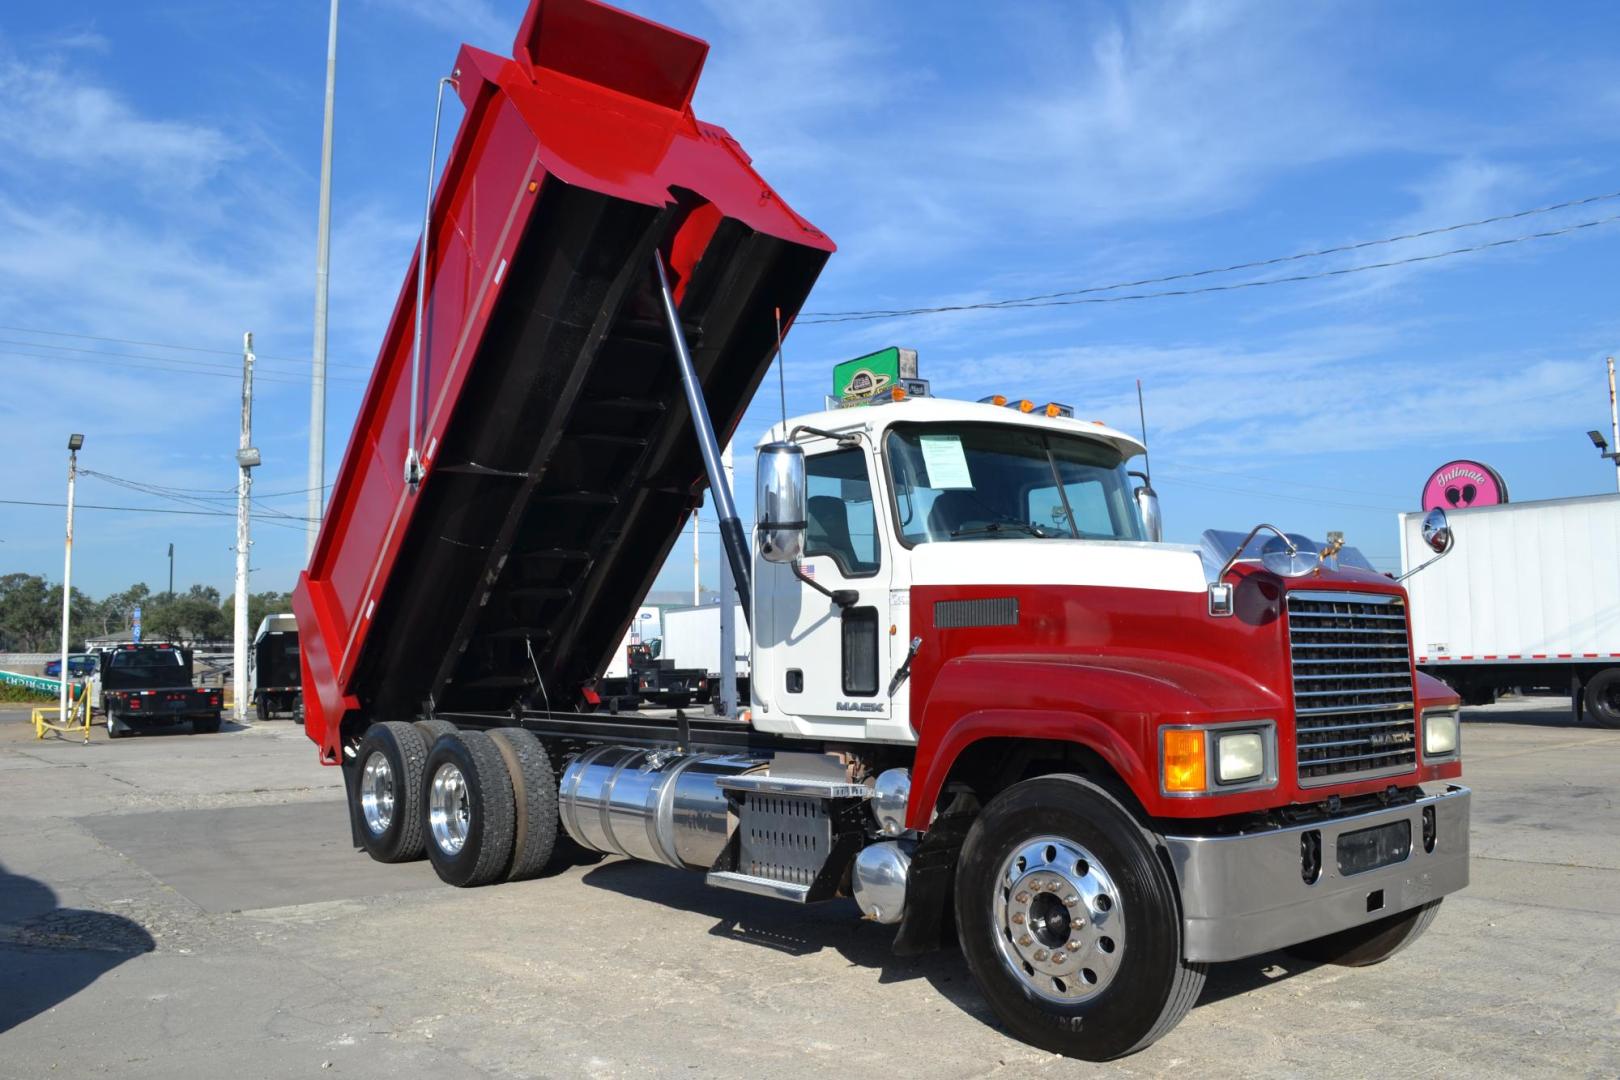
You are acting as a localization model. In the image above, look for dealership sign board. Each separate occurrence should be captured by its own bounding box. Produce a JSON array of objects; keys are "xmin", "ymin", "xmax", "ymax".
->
[
  {"xmin": 1421, "ymin": 460, "xmax": 1508, "ymax": 512},
  {"xmin": 833, "ymin": 347, "xmax": 918, "ymax": 407}
]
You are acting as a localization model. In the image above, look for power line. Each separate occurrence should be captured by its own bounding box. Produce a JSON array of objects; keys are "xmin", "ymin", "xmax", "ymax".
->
[
  {"xmin": 0, "ymin": 336, "xmax": 369, "ymax": 382},
  {"xmin": 1, "ymin": 348, "xmax": 355, "ymax": 389},
  {"xmin": 0, "ymin": 323, "xmax": 373, "ymax": 369},
  {"xmin": 803, "ymin": 200, "xmax": 1620, "ymax": 324}
]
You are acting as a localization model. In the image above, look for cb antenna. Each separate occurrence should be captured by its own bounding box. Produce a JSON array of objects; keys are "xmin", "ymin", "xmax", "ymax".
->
[
  {"xmin": 774, "ymin": 306, "xmax": 789, "ymax": 432},
  {"xmin": 1136, "ymin": 378, "xmax": 1152, "ymax": 483}
]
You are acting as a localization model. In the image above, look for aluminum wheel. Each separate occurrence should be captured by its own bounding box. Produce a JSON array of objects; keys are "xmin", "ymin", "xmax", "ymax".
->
[
  {"xmin": 360, "ymin": 751, "xmax": 396, "ymax": 837},
  {"xmin": 429, "ymin": 761, "xmax": 472, "ymax": 855},
  {"xmin": 991, "ymin": 836, "xmax": 1125, "ymax": 1003}
]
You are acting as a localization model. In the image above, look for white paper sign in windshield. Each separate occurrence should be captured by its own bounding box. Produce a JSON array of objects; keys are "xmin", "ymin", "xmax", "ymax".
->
[{"xmin": 919, "ymin": 435, "xmax": 973, "ymax": 489}]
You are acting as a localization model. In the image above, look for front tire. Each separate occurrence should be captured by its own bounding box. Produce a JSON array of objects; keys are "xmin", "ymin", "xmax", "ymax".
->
[
  {"xmin": 353, "ymin": 721, "xmax": 429, "ymax": 863},
  {"xmin": 955, "ymin": 775, "xmax": 1205, "ymax": 1060},
  {"xmin": 422, "ymin": 730, "xmax": 516, "ymax": 888},
  {"xmin": 1286, "ymin": 899, "xmax": 1442, "ymax": 967}
]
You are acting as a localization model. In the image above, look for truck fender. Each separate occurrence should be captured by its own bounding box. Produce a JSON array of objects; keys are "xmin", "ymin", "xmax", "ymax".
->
[{"xmin": 906, "ymin": 707, "xmax": 1151, "ymax": 831}]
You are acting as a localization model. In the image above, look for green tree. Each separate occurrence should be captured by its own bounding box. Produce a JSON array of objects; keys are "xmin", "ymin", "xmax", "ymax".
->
[
  {"xmin": 224, "ymin": 590, "xmax": 293, "ymax": 635},
  {"xmin": 144, "ymin": 584, "xmax": 229, "ymax": 642}
]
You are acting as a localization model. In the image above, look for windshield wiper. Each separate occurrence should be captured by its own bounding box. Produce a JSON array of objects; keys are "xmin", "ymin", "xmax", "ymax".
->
[{"xmin": 950, "ymin": 521, "xmax": 1050, "ymax": 539}]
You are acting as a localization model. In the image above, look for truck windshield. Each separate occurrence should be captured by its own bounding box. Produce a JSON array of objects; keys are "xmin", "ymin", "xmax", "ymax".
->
[{"xmin": 886, "ymin": 423, "xmax": 1144, "ymax": 544}]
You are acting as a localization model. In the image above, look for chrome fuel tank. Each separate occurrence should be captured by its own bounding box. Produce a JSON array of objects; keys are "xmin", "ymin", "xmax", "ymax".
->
[{"xmin": 558, "ymin": 746, "xmax": 763, "ymax": 871}]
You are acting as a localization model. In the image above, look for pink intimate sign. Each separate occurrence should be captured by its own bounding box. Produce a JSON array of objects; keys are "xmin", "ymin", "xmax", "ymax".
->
[{"xmin": 1421, "ymin": 460, "xmax": 1508, "ymax": 512}]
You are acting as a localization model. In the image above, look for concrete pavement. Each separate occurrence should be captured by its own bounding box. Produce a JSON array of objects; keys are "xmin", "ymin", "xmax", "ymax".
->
[{"xmin": 1, "ymin": 697, "xmax": 1616, "ymax": 1078}]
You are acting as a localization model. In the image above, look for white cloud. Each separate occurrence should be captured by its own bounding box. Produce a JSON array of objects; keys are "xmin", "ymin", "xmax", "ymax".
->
[
  {"xmin": 0, "ymin": 56, "xmax": 236, "ymax": 189},
  {"xmin": 362, "ymin": 0, "xmax": 513, "ymax": 50}
]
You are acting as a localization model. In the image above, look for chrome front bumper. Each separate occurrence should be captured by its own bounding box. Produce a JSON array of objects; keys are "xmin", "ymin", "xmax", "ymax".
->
[{"xmin": 1164, "ymin": 785, "xmax": 1470, "ymax": 963}]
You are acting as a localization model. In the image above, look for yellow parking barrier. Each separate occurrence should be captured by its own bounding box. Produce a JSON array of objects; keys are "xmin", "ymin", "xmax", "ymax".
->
[{"xmin": 34, "ymin": 681, "xmax": 92, "ymax": 744}]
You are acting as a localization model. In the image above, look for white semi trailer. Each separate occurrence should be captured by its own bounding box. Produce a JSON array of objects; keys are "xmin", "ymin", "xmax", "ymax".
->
[{"xmin": 1400, "ymin": 492, "xmax": 1620, "ymax": 726}]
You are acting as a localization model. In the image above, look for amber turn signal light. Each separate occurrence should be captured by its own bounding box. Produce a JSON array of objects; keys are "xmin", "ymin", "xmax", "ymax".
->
[{"xmin": 1162, "ymin": 729, "xmax": 1207, "ymax": 792}]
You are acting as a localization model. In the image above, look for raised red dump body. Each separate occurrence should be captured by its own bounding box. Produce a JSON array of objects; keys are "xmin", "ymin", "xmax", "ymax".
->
[{"xmin": 293, "ymin": 0, "xmax": 834, "ymax": 764}]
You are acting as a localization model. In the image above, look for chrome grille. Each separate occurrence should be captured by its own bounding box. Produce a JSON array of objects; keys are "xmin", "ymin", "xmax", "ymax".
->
[{"xmin": 1287, "ymin": 591, "xmax": 1417, "ymax": 786}]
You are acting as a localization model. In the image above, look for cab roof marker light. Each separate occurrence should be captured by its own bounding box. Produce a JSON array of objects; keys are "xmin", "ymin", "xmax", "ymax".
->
[
  {"xmin": 1044, "ymin": 402, "xmax": 1074, "ymax": 418},
  {"xmin": 979, "ymin": 394, "xmax": 1008, "ymax": 406},
  {"xmin": 1017, "ymin": 399, "xmax": 1036, "ymax": 413}
]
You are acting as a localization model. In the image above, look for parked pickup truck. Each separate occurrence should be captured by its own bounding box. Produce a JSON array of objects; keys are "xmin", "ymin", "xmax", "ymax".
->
[{"xmin": 96, "ymin": 643, "xmax": 222, "ymax": 738}]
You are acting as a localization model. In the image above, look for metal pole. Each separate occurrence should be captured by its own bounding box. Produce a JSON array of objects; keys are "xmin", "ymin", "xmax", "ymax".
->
[
  {"xmin": 167, "ymin": 542, "xmax": 174, "ymax": 597},
  {"xmin": 652, "ymin": 254, "xmax": 751, "ymax": 624},
  {"xmin": 58, "ymin": 441, "xmax": 78, "ymax": 722},
  {"xmin": 308, "ymin": 0, "xmax": 339, "ymax": 557},
  {"xmin": 692, "ymin": 516, "xmax": 700, "ymax": 606},
  {"xmin": 235, "ymin": 333, "xmax": 255, "ymax": 724},
  {"xmin": 1608, "ymin": 356, "xmax": 1619, "ymax": 494},
  {"xmin": 717, "ymin": 440, "xmax": 738, "ymax": 717}
]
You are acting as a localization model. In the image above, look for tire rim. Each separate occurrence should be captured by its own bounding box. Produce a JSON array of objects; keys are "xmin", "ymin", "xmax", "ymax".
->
[
  {"xmin": 360, "ymin": 751, "xmax": 396, "ymax": 836},
  {"xmin": 429, "ymin": 761, "xmax": 471, "ymax": 855},
  {"xmin": 990, "ymin": 836, "xmax": 1125, "ymax": 1004}
]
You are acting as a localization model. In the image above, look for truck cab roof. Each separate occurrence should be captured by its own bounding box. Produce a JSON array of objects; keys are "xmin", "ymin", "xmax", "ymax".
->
[{"xmin": 759, "ymin": 396, "xmax": 1147, "ymax": 461}]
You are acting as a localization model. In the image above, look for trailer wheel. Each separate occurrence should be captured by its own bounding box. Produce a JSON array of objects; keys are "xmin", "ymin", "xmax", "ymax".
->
[
  {"xmin": 1286, "ymin": 899, "xmax": 1442, "ymax": 967},
  {"xmin": 955, "ymin": 775, "xmax": 1205, "ymax": 1061},
  {"xmin": 106, "ymin": 714, "xmax": 126, "ymax": 740},
  {"xmin": 1584, "ymin": 667, "xmax": 1620, "ymax": 729},
  {"xmin": 422, "ymin": 730, "xmax": 516, "ymax": 888},
  {"xmin": 486, "ymin": 728, "xmax": 559, "ymax": 881},
  {"xmin": 353, "ymin": 721, "xmax": 430, "ymax": 863},
  {"xmin": 255, "ymin": 697, "xmax": 269, "ymax": 722},
  {"xmin": 194, "ymin": 714, "xmax": 221, "ymax": 735}
]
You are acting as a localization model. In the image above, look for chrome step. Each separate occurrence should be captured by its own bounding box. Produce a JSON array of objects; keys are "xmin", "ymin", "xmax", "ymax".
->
[
  {"xmin": 705, "ymin": 871, "xmax": 813, "ymax": 902},
  {"xmin": 718, "ymin": 774, "xmax": 871, "ymax": 799}
]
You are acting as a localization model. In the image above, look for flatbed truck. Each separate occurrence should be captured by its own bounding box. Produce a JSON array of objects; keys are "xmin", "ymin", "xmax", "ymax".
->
[{"xmin": 294, "ymin": 0, "xmax": 1470, "ymax": 1059}]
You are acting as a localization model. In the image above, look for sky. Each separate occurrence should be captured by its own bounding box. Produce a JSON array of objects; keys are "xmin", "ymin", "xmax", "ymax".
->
[{"xmin": 2, "ymin": 0, "xmax": 1620, "ymax": 602}]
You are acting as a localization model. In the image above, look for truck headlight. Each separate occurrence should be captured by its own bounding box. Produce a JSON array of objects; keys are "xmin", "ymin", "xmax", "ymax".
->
[
  {"xmin": 1216, "ymin": 732, "xmax": 1265, "ymax": 783},
  {"xmin": 1424, "ymin": 710, "xmax": 1460, "ymax": 757}
]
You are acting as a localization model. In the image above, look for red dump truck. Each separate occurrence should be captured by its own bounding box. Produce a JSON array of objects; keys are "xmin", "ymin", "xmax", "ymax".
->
[{"xmin": 295, "ymin": 0, "xmax": 1470, "ymax": 1059}]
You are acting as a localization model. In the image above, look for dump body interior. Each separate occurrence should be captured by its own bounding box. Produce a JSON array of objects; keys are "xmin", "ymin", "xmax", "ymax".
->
[{"xmin": 293, "ymin": 0, "xmax": 833, "ymax": 761}]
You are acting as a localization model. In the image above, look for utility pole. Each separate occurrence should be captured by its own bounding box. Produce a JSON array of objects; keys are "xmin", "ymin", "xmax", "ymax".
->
[
  {"xmin": 167, "ymin": 542, "xmax": 174, "ymax": 597},
  {"xmin": 59, "ymin": 433, "xmax": 83, "ymax": 722},
  {"xmin": 692, "ymin": 515, "xmax": 700, "ymax": 606},
  {"xmin": 1609, "ymin": 357, "xmax": 1619, "ymax": 493},
  {"xmin": 717, "ymin": 441, "xmax": 738, "ymax": 718},
  {"xmin": 307, "ymin": 0, "xmax": 339, "ymax": 557},
  {"xmin": 235, "ymin": 333, "xmax": 261, "ymax": 724}
]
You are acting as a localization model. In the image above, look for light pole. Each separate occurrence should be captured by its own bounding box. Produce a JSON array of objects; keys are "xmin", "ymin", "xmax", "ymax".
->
[
  {"xmin": 308, "ymin": 0, "xmax": 339, "ymax": 557},
  {"xmin": 167, "ymin": 542, "xmax": 175, "ymax": 597},
  {"xmin": 235, "ymin": 333, "xmax": 260, "ymax": 724},
  {"xmin": 59, "ymin": 434, "xmax": 83, "ymax": 722}
]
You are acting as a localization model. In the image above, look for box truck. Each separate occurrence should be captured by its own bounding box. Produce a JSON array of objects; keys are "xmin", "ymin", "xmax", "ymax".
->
[{"xmin": 1401, "ymin": 493, "xmax": 1620, "ymax": 726}]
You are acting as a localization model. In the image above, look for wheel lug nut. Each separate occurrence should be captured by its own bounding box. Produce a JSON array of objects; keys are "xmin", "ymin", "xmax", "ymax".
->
[
  {"xmin": 1011, "ymin": 912, "xmax": 1025, "ymax": 925},
  {"xmin": 1050, "ymin": 952, "xmax": 1065, "ymax": 964},
  {"xmin": 1033, "ymin": 949, "xmax": 1049, "ymax": 961},
  {"xmin": 1014, "ymin": 891, "xmax": 1029, "ymax": 903},
  {"xmin": 1018, "ymin": 934, "xmax": 1034, "ymax": 946},
  {"xmin": 1064, "ymin": 894, "xmax": 1080, "ymax": 907}
]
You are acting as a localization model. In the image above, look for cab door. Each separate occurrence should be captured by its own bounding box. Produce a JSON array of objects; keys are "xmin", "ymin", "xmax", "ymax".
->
[{"xmin": 753, "ymin": 441, "xmax": 900, "ymax": 741}]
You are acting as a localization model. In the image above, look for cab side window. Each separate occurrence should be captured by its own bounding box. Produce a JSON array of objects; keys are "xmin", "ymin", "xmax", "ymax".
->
[{"xmin": 804, "ymin": 448, "xmax": 880, "ymax": 577}]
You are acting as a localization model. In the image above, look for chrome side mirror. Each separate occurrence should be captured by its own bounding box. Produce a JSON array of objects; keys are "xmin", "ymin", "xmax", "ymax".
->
[
  {"xmin": 1130, "ymin": 472, "xmax": 1163, "ymax": 542},
  {"xmin": 1421, "ymin": 507, "xmax": 1452, "ymax": 554},
  {"xmin": 755, "ymin": 441, "xmax": 806, "ymax": 564},
  {"xmin": 1397, "ymin": 507, "xmax": 1456, "ymax": 583}
]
